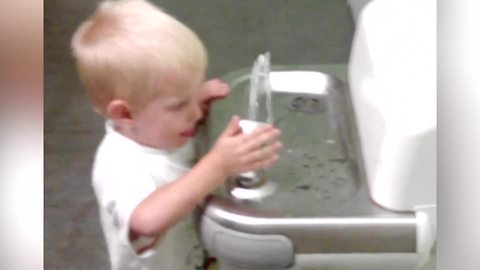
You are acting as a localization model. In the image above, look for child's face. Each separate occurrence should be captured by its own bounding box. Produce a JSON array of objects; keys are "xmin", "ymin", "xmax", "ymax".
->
[{"xmin": 131, "ymin": 71, "xmax": 204, "ymax": 150}]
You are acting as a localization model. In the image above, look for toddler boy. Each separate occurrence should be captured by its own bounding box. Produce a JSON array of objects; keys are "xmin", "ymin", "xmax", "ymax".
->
[{"xmin": 71, "ymin": 1, "xmax": 282, "ymax": 269}]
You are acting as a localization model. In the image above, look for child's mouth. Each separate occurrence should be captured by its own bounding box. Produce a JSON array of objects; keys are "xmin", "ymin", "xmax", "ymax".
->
[{"xmin": 180, "ymin": 127, "xmax": 197, "ymax": 137}]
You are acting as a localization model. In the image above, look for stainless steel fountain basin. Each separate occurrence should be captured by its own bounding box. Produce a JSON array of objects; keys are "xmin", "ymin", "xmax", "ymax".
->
[{"xmin": 195, "ymin": 66, "xmax": 418, "ymax": 267}]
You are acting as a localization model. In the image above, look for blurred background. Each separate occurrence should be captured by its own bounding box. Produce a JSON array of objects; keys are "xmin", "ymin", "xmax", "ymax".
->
[{"xmin": 44, "ymin": 0, "xmax": 354, "ymax": 268}]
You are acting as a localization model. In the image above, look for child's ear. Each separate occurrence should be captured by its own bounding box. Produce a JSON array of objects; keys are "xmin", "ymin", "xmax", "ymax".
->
[{"xmin": 106, "ymin": 100, "xmax": 133, "ymax": 124}]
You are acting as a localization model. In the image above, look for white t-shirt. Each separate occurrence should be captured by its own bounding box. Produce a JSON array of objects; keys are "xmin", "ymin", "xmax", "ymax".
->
[{"xmin": 92, "ymin": 121, "xmax": 204, "ymax": 270}]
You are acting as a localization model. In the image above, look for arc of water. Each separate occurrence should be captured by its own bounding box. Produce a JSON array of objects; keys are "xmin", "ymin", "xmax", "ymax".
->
[{"xmin": 248, "ymin": 52, "xmax": 274, "ymax": 124}]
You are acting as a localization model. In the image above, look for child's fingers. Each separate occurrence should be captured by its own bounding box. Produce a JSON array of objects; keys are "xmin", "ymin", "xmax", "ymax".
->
[
  {"xmin": 249, "ymin": 154, "xmax": 280, "ymax": 172},
  {"xmin": 200, "ymin": 79, "xmax": 230, "ymax": 103},
  {"xmin": 243, "ymin": 127, "xmax": 281, "ymax": 152},
  {"xmin": 220, "ymin": 115, "xmax": 241, "ymax": 137},
  {"xmin": 210, "ymin": 81, "xmax": 230, "ymax": 99},
  {"xmin": 244, "ymin": 141, "xmax": 282, "ymax": 164},
  {"xmin": 248, "ymin": 124, "xmax": 273, "ymax": 136}
]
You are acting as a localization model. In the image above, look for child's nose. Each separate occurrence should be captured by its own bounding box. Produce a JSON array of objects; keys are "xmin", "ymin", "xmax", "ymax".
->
[{"xmin": 192, "ymin": 103, "xmax": 202, "ymax": 122}]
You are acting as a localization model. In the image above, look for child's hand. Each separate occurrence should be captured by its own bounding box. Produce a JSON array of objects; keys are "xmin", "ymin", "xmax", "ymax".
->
[
  {"xmin": 209, "ymin": 116, "xmax": 282, "ymax": 178},
  {"xmin": 198, "ymin": 79, "xmax": 230, "ymax": 123}
]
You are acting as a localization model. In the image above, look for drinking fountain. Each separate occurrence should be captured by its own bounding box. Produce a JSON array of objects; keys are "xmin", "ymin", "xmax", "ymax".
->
[{"xmin": 195, "ymin": 1, "xmax": 436, "ymax": 269}]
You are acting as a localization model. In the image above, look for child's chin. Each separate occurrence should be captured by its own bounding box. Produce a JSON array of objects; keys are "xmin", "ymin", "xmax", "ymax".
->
[{"xmin": 173, "ymin": 138, "xmax": 189, "ymax": 148}]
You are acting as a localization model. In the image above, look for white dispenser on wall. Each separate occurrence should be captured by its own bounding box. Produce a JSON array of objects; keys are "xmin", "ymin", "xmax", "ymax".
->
[
  {"xmin": 349, "ymin": 2, "xmax": 436, "ymax": 264},
  {"xmin": 349, "ymin": 0, "xmax": 436, "ymax": 219}
]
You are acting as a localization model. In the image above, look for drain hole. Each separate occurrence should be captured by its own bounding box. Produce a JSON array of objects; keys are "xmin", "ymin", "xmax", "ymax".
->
[
  {"xmin": 291, "ymin": 96, "xmax": 306, "ymax": 109},
  {"xmin": 289, "ymin": 96, "xmax": 325, "ymax": 113}
]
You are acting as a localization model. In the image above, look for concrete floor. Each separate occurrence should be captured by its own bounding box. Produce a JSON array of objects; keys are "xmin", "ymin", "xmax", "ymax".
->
[{"xmin": 45, "ymin": 1, "xmax": 354, "ymax": 269}]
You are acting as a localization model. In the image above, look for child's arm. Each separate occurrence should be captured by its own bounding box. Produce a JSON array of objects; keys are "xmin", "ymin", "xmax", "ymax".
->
[{"xmin": 129, "ymin": 116, "xmax": 282, "ymax": 239}]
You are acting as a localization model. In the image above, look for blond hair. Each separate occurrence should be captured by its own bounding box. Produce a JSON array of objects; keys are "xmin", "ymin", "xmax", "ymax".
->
[{"xmin": 71, "ymin": 0, "xmax": 207, "ymax": 115}]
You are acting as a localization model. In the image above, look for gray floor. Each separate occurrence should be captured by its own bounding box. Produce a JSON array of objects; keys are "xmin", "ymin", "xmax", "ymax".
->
[{"xmin": 45, "ymin": 1, "xmax": 354, "ymax": 269}]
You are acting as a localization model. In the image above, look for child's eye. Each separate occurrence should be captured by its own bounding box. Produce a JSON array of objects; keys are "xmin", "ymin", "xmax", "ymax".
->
[{"xmin": 172, "ymin": 100, "xmax": 188, "ymax": 110}]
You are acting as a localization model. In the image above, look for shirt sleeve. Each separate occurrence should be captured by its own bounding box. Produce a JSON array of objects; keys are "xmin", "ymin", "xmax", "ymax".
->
[{"xmin": 96, "ymin": 164, "xmax": 160, "ymax": 256}]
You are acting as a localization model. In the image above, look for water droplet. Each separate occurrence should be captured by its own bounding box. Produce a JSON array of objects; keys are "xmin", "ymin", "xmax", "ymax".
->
[{"xmin": 296, "ymin": 184, "xmax": 311, "ymax": 191}]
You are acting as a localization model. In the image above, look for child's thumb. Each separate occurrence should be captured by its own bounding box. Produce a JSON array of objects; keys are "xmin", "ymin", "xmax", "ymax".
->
[{"xmin": 222, "ymin": 115, "xmax": 241, "ymax": 137}]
